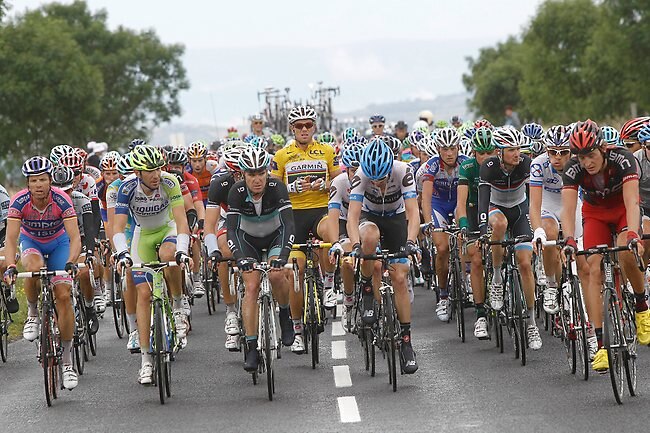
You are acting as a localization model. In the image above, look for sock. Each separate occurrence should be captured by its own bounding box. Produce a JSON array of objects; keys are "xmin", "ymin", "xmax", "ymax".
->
[
  {"xmin": 492, "ymin": 267, "xmax": 503, "ymax": 285},
  {"xmin": 279, "ymin": 305, "xmax": 290, "ymax": 320},
  {"xmin": 634, "ymin": 292, "xmax": 648, "ymax": 312},
  {"xmin": 595, "ymin": 327, "xmax": 603, "ymax": 348},
  {"xmin": 61, "ymin": 340, "xmax": 73, "ymax": 364},
  {"xmin": 226, "ymin": 303, "xmax": 236, "ymax": 315},
  {"xmin": 142, "ymin": 352, "xmax": 152, "ymax": 366},
  {"xmin": 292, "ymin": 319, "xmax": 303, "ymax": 334},
  {"xmin": 526, "ymin": 309, "xmax": 536, "ymax": 327},
  {"xmin": 84, "ymin": 298, "xmax": 93, "ymax": 309},
  {"xmin": 323, "ymin": 271, "xmax": 334, "ymax": 289},
  {"xmin": 28, "ymin": 301, "xmax": 38, "ymax": 317},
  {"xmin": 439, "ymin": 289, "xmax": 449, "ymax": 299},
  {"xmin": 344, "ymin": 295, "xmax": 354, "ymax": 306},
  {"xmin": 193, "ymin": 272, "xmax": 201, "ymax": 281},
  {"xmin": 245, "ymin": 336, "xmax": 258, "ymax": 343},
  {"xmin": 127, "ymin": 314, "xmax": 137, "ymax": 330},
  {"xmin": 361, "ymin": 275, "xmax": 372, "ymax": 294},
  {"xmin": 547, "ymin": 275, "xmax": 556, "ymax": 286},
  {"xmin": 400, "ymin": 323, "xmax": 411, "ymax": 343},
  {"xmin": 475, "ymin": 303, "xmax": 486, "ymax": 319},
  {"xmin": 173, "ymin": 295, "xmax": 183, "ymax": 309}
]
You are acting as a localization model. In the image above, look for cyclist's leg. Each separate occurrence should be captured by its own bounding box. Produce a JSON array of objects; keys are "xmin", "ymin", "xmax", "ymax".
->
[
  {"xmin": 487, "ymin": 207, "xmax": 507, "ymax": 309},
  {"xmin": 191, "ymin": 233, "xmax": 203, "ymax": 294},
  {"xmin": 541, "ymin": 212, "xmax": 561, "ymax": 282},
  {"xmin": 18, "ymin": 236, "xmax": 46, "ymax": 338},
  {"xmin": 76, "ymin": 249, "xmax": 99, "ymax": 333},
  {"xmin": 47, "ymin": 235, "xmax": 75, "ymax": 370},
  {"xmin": 217, "ymin": 228, "xmax": 235, "ymax": 304},
  {"xmin": 430, "ymin": 208, "xmax": 450, "ymax": 292}
]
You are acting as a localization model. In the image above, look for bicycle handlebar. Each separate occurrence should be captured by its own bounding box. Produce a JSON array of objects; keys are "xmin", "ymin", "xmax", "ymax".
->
[{"xmin": 16, "ymin": 263, "xmax": 86, "ymax": 279}]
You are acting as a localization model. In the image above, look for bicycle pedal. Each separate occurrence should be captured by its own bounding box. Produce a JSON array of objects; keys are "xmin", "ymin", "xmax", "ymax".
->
[{"xmin": 129, "ymin": 348, "xmax": 142, "ymax": 354}]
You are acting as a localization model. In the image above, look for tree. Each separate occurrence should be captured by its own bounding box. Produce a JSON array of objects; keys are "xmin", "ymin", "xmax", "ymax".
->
[
  {"xmin": 0, "ymin": 14, "xmax": 103, "ymax": 156},
  {"xmin": 463, "ymin": 37, "xmax": 527, "ymax": 124}
]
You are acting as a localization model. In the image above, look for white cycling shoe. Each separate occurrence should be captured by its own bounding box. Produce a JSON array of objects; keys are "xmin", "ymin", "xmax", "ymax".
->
[
  {"xmin": 225, "ymin": 334, "xmax": 240, "ymax": 351},
  {"xmin": 291, "ymin": 334, "xmax": 305, "ymax": 354},
  {"xmin": 139, "ymin": 362, "xmax": 153, "ymax": 385},
  {"xmin": 527, "ymin": 325, "xmax": 543, "ymax": 350},
  {"xmin": 224, "ymin": 311, "xmax": 239, "ymax": 335},
  {"xmin": 174, "ymin": 309, "xmax": 188, "ymax": 339},
  {"xmin": 62, "ymin": 364, "xmax": 78, "ymax": 390},
  {"xmin": 23, "ymin": 316, "xmax": 40, "ymax": 342},
  {"xmin": 127, "ymin": 330, "xmax": 140, "ymax": 351},
  {"xmin": 474, "ymin": 317, "xmax": 489, "ymax": 339},
  {"xmin": 323, "ymin": 288, "xmax": 337, "ymax": 309},
  {"xmin": 436, "ymin": 298, "xmax": 451, "ymax": 322},
  {"xmin": 543, "ymin": 285, "xmax": 560, "ymax": 314},
  {"xmin": 193, "ymin": 281, "xmax": 205, "ymax": 298}
]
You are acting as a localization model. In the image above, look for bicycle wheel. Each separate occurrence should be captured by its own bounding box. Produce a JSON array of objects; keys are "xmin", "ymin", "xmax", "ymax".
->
[
  {"xmin": 74, "ymin": 301, "xmax": 86, "ymax": 375},
  {"xmin": 206, "ymin": 268, "xmax": 215, "ymax": 316},
  {"xmin": 383, "ymin": 288, "xmax": 397, "ymax": 392},
  {"xmin": 112, "ymin": 271, "xmax": 125, "ymax": 339},
  {"xmin": 558, "ymin": 284, "xmax": 576, "ymax": 374},
  {"xmin": 512, "ymin": 270, "xmax": 526, "ymax": 366},
  {"xmin": 571, "ymin": 276, "xmax": 589, "ymax": 381},
  {"xmin": 454, "ymin": 265, "xmax": 466, "ymax": 343},
  {"xmin": 622, "ymin": 291, "xmax": 637, "ymax": 396},
  {"xmin": 307, "ymin": 278, "xmax": 319, "ymax": 369},
  {"xmin": 40, "ymin": 303, "xmax": 55, "ymax": 406},
  {"xmin": 603, "ymin": 290, "xmax": 624, "ymax": 404},
  {"xmin": 262, "ymin": 298, "xmax": 274, "ymax": 401},
  {"xmin": 360, "ymin": 327, "xmax": 370, "ymax": 371},
  {"xmin": 153, "ymin": 300, "xmax": 167, "ymax": 404},
  {"xmin": 88, "ymin": 322, "xmax": 97, "ymax": 357},
  {"xmin": 0, "ymin": 301, "xmax": 8, "ymax": 363}
]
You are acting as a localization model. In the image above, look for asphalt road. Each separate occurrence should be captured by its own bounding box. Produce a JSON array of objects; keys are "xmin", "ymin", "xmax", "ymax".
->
[{"xmin": 1, "ymin": 286, "xmax": 648, "ymax": 433}]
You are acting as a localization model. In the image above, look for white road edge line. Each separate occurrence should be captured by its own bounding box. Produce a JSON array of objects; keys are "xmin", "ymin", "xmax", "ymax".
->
[
  {"xmin": 331, "ymin": 340, "xmax": 347, "ymax": 359},
  {"xmin": 333, "ymin": 365, "xmax": 352, "ymax": 387},
  {"xmin": 331, "ymin": 320, "xmax": 345, "ymax": 337},
  {"xmin": 337, "ymin": 396, "xmax": 361, "ymax": 423}
]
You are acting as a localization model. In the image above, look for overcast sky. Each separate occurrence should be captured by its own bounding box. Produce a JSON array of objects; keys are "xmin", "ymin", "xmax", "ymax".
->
[{"xmin": 11, "ymin": 0, "xmax": 545, "ymax": 125}]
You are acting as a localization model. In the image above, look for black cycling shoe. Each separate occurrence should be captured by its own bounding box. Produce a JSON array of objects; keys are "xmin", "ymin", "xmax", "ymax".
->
[
  {"xmin": 86, "ymin": 307, "xmax": 99, "ymax": 335},
  {"xmin": 361, "ymin": 291, "xmax": 376, "ymax": 325},
  {"xmin": 399, "ymin": 339, "xmax": 418, "ymax": 374},
  {"xmin": 279, "ymin": 308, "xmax": 295, "ymax": 346},
  {"xmin": 244, "ymin": 344, "xmax": 259, "ymax": 372},
  {"xmin": 5, "ymin": 288, "xmax": 19, "ymax": 314}
]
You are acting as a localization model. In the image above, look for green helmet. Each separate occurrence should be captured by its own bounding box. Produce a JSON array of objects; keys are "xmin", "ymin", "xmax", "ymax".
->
[
  {"xmin": 435, "ymin": 120, "xmax": 449, "ymax": 129},
  {"xmin": 271, "ymin": 134, "xmax": 285, "ymax": 146},
  {"xmin": 130, "ymin": 145, "xmax": 165, "ymax": 171},
  {"xmin": 471, "ymin": 127, "xmax": 495, "ymax": 152},
  {"xmin": 319, "ymin": 131, "xmax": 335, "ymax": 145}
]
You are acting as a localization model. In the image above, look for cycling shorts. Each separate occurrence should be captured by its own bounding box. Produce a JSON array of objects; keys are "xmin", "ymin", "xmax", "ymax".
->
[
  {"xmin": 338, "ymin": 219, "xmax": 348, "ymax": 241},
  {"xmin": 489, "ymin": 202, "xmax": 533, "ymax": 251},
  {"xmin": 581, "ymin": 201, "xmax": 635, "ymax": 250},
  {"xmin": 19, "ymin": 233, "xmax": 72, "ymax": 285},
  {"xmin": 360, "ymin": 212, "xmax": 408, "ymax": 263},
  {"xmin": 131, "ymin": 222, "xmax": 177, "ymax": 285},
  {"xmin": 430, "ymin": 201, "xmax": 456, "ymax": 229},
  {"xmin": 235, "ymin": 230, "xmax": 284, "ymax": 262},
  {"xmin": 541, "ymin": 207, "xmax": 583, "ymax": 238},
  {"xmin": 293, "ymin": 207, "xmax": 328, "ymax": 244}
]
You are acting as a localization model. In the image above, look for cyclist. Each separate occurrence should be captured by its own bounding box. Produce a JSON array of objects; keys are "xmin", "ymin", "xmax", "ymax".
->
[
  {"xmin": 187, "ymin": 140, "xmax": 218, "ymax": 205},
  {"xmin": 0, "ymin": 182, "xmax": 18, "ymax": 313},
  {"xmin": 369, "ymin": 114, "xmax": 386, "ymax": 136},
  {"xmin": 250, "ymin": 113, "xmax": 265, "ymax": 137},
  {"xmin": 347, "ymin": 138, "xmax": 420, "ymax": 374},
  {"xmin": 96, "ymin": 152, "xmax": 121, "ymax": 303},
  {"xmin": 204, "ymin": 143, "xmax": 248, "ymax": 350},
  {"xmin": 3, "ymin": 157, "xmax": 82, "ymax": 390},
  {"xmin": 634, "ymin": 124, "xmax": 650, "ymax": 265},
  {"xmin": 327, "ymin": 143, "xmax": 364, "ymax": 331},
  {"xmin": 225, "ymin": 147, "xmax": 295, "ymax": 371},
  {"xmin": 450, "ymin": 115, "xmax": 463, "ymax": 129},
  {"xmin": 561, "ymin": 120, "xmax": 650, "ymax": 371},
  {"xmin": 167, "ymin": 147, "xmax": 206, "ymax": 297},
  {"xmin": 112, "ymin": 145, "xmax": 193, "ymax": 384},
  {"xmin": 456, "ymin": 127, "xmax": 497, "ymax": 339},
  {"xmin": 421, "ymin": 127, "xmax": 468, "ymax": 321},
  {"xmin": 478, "ymin": 127, "xmax": 543, "ymax": 350},
  {"xmin": 620, "ymin": 117, "xmax": 650, "ymax": 153},
  {"xmin": 271, "ymin": 105, "xmax": 340, "ymax": 354}
]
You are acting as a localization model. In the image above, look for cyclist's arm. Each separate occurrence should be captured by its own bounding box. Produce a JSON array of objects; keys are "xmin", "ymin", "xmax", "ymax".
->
[
  {"xmin": 194, "ymin": 199, "xmax": 206, "ymax": 226},
  {"xmin": 405, "ymin": 197, "xmax": 420, "ymax": 243},
  {"xmin": 2, "ymin": 218, "xmax": 20, "ymax": 267},
  {"xmin": 456, "ymin": 184, "xmax": 469, "ymax": 223},
  {"xmin": 80, "ymin": 206, "xmax": 96, "ymax": 254},
  {"xmin": 560, "ymin": 187, "xmax": 578, "ymax": 240},
  {"xmin": 346, "ymin": 200, "xmax": 362, "ymax": 246},
  {"xmin": 225, "ymin": 187, "xmax": 245, "ymax": 260},
  {"xmin": 171, "ymin": 198, "xmax": 191, "ymax": 255},
  {"xmin": 529, "ymin": 186, "xmax": 543, "ymax": 231},
  {"xmin": 623, "ymin": 179, "xmax": 642, "ymax": 236},
  {"xmin": 90, "ymin": 199, "xmax": 101, "ymax": 239},
  {"xmin": 421, "ymin": 180, "xmax": 433, "ymax": 224},
  {"xmin": 276, "ymin": 191, "xmax": 295, "ymax": 261},
  {"xmin": 477, "ymin": 161, "xmax": 493, "ymax": 235},
  {"xmin": 64, "ymin": 216, "xmax": 82, "ymax": 264}
]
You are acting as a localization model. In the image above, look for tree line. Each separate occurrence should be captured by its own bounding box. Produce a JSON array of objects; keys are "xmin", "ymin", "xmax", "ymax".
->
[
  {"xmin": 463, "ymin": 0, "xmax": 649, "ymax": 126},
  {"xmin": 0, "ymin": 0, "xmax": 189, "ymax": 159}
]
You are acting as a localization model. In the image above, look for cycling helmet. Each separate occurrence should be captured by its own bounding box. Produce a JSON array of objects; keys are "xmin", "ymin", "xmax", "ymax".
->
[
  {"xmin": 226, "ymin": 127, "xmax": 240, "ymax": 139},
  {"xmin": 249, "ymin": 136, "xmax": 268, "ymax": 149},
  {"xmin": 51, "ymin": 165, "xmax": 75, "ymax": 190},
  {"xmin": 459, "ymin": 137, "xmax": 472, "ymax": 157},
  {"xmin": 639, "ymin": 124, "xmax": 650, "ymax": 145},
  {"xmin": 600, "ymin": 125, "xmax": 622, "ymax": 146},
  {"xmin": 187, "ymin": 141, "xmax": 208, "ymax": 158},
  {"xmin": 434, "ymin": 127, "xmax": 460, "ymax": 148},
  {"xmin": 238, "ymin": 147, "xmax": 272, "ymax": 171},
  {"xmin": 544, "ymin": 125, "xmax": 570, "ymax": 148},
  {"xmin": 117, "ymin": 153, "xmax": 133, "ymax": 175},
  {"xmin": 493, "ymin": 127, "xmax": 526, "ymax": 148},
  {"xmin": 75, "ymin": 148, "xmax": 88, "ymax": 162},
  {"xmin": 50, "ymin": 145, "xmax": 74, "ymax": 165},
  {"xmin": 471, "ymin": 127, "xmax": 495, "ymax": 152},
  {"xmin": 434, "ymin": 120, "xmax": 449, "ymax": 129},
  {"xmin": 341, "ymin": 144, "xmax": 364, "ymax": 168},
  {"xmin": 529, "ymin": 140, "xmax": 545, "ymax": 155},
  {"xmin": 463, "ymin": 127, "xmax": 477, "ymax": 140},
  {"xmin": 223, "ymin": 145, "xmax": 246, "ymax": 172},
  {"xmin": 287, "ymin": 105, "xmax": 317, "ymax": 125},
  {"xmin": 129, "ymin": 138, "xmax": 146, "ymax": 151},
  {"xmin": 242, "ymin": 134, "xmax": 254, "ymax": 143},
  {"xmin": 22, "ymin": 156, "xmax": 54, "ymax": 177},
  {"xmin": 167, "ymin": 147, "xmax": 189, "ymax": 165},
  {"xmin": 360, "ymin": 138, "xmax": 393, "ymax": 180},
  {"xmin": 419, "ymin": 136, "xmax": 438, "ymax": 157},
  {"xmin": 474, "ymin": 119, "xmax": 494, "ymax": 130},
  {"xmin": 620, "ymin": 116, "xmax": 650, "ymax": 141},
  {"xmin": 408, "ymin": 129, "xmax": 426, "ymax": 147},
  {"xmin": 318, "ymin": 131, "xmax": 336, "ymax": 145},
  {"xmin": 384, "ymin": 135, "xmax": 403, "ymax": 157},
  {"xmin": 418, "ymin": 110, "xmax": 434, "ymax": 125},
  {"xmin": 412, "ymin": 120, "xmax": 429, "ymax": 133},
  {"xmin": 250, "ymin": 113, "xmax": 264, "ymax": 122},
  {"xmin": 522, "ymin": 123, "xmax": 544, "ymax": 140},
  {"xmin": 59, "ymin": 152, "xmax": 85, "ymax": 170},
  {"xmin": 369, "ymin": 114, "xmax": 386, "ymax": 124},
  {"xmin": 100, "ymin": 151, "xmax": 121, "ymax": 171},
  {"xmin": 270, "ymin": 134, "xmax": 286, "ymax": 147},
  {"xmin": 450, "ymin": 115, "xmax": 462, "ymax": 125},
  {"xmin": 130, "ymin": 145, "xmax": 165, "ymax": 171},
  {"xmin": 569, "ymin": 119, "xmax": 602, "ymax": 155},
  {"xmin": 343, "ymin": 135, "xmax": 367, "ymax": 147},
  {"xmin": 341, "ymin": 127, "xmax": 358, "ymax": 142}
]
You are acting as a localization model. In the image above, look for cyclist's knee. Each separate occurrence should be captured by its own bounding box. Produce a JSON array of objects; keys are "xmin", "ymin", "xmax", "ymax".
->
[
  {"xmin": 542, "ymin": 218, "xmax": 559, "ymax": 239},
  {"xmin": 489, "ymin": 215, "xmax": 507, "ymax": 235},
  {"xmin": 158, "ymin": 242, "xmax": 175, "ymax": 261}
]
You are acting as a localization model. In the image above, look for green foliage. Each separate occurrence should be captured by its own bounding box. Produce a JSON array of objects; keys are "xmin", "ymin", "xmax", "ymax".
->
[
  {"xmin": 0, "ymin": 0, "xmax": 189, "ymax": 157},
  {"xmin": 464, "ymin": 0, "xmax": 650, "ymax": 124}
]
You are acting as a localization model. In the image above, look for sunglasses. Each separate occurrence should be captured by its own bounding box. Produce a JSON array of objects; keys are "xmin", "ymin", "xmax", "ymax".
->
[
  {"xmin": 624, "ymin": 140, "xmax": 639, "ymax": 148},
  {"xmin": 293, "ymin": 121, "xmax": 314, "ymax": 130},
  {"xmin": 252, "ymin": 121, "xmax": 263, "ymax": 125},
  {"xmin": 547, "ymin": 149, "xmax": 571, "ymax": 157},
  {"xmin": 372, "ymin": 124, "xmax": 385, "ymax": 128}
]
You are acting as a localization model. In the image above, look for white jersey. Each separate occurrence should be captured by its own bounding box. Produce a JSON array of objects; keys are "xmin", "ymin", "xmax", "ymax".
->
[
  {"xmin": 328, "ymin": 173, "xmax": 352, "ymax": 220},
  {"xmin": 77, "ymin": 173, "xmax": 98, "ymax": 201},
  {"xmin": 349, "ymin": 160, "xmax": 417, "ymax": 217},
  {"xmin": 85, "ymin": 165, "xmax": 102, "ymax": 181},
  {"xmin": 0, "ymin": 184, "xmax": 11, "ymax": 236}
]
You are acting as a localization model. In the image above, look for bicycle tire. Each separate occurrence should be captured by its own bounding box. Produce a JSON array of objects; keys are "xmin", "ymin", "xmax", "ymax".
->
[
  {"xmin": 307, "ymin": 277, "xmax": 319, "ymax": 369},
  {"xmin": 74, "ymin": 300, "xmax": 86, "ymax": 375},
  {"xmin": 0, "ymin": 301, "xmax": 8, "ymax": 363},
  {"xmin": 206, "ymin": 268, "xmax": 215, "ymax": 316},
  {"xmin": 571, "ymin": 275, "xmax": 589, "ymax": 381},
  {"xmin": 622, "ymin": 291, "xmax": 637, "ymax": 396},
  {"xmin": 262, "ymin": 298, "xmax": 274, "ymax": 401},
  {"xmin": 558, "ymin": 284, "xmax": 575, "ymax": 374},
  {"xmin": 153, "ymin": 300, "xmax": 167, "ymax": 404},
  {"xmin": 513, "ymin": 270, "xmax": 527, "ymax": 366},
  {"xmin": 41, "ymin": 302, "xmax": 55, "ymax": 406},
  {"xmin": 603, "ymin": 290, "xmax": 624, "ymax": 404},
  {"xmin": 112, "ymin": 271, "xmax": 125, "ymax": 339},
  {"xmin": 88, "ymin": 324, "xmax": 97, "ymax": 357},
  {"xmin": 455, "ymin": 264, "xmax": 466, "ymax": 343},
  {"xmin": 382, "ymin": 287, "xmax": 397, "ymax": 392}
]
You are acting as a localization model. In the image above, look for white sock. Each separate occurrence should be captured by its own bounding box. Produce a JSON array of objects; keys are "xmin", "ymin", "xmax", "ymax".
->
[
  {"xmin": 127, "ymin": 314, "xmax": 137, "ymax": 330},
  {"xmin": 61, "ymin": 340, "xmax": 73, "ymax": 364},
  {"xmin": 28, "ymin": 302, "xmax": 38, "ymax": 317},
  {"xmin": 527, "ymin": 309, "xmax": 536, "ymax": 327},
  {"xmin": 492, "ymin": 267, "xmax": 503, "ymax": 285},
  {"xmin": 142, "ymin": 352, "xmax": 152, "ymax": 366},
  {"xmin": 226, "ymin": 304, "xmax": 236, "ymax": 314},
  {"xmin": 324, "ymin": 272, "xmax": 334, "ymax": 289}
]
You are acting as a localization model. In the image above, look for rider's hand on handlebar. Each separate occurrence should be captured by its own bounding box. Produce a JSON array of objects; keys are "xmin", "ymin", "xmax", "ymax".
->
[
  {"xmin": 3, "ymin": 265, "xmax": 17, "ymax": 285},
  {"xmin": 237, "ymin": 257, "xmax": 257, "ymax": 273},
  {"xmin": 270, "ymin": 258, "xmax": 287, "ymax": 271},
  {"xmin": 329, "ymin": 242, "xmax": 344, "ymax": 264}
]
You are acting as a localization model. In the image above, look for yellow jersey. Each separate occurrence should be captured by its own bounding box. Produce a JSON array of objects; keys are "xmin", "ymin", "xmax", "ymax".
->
[{"xmin": 271, "ymin": 140, "xmax": 339, "ymax": 210}]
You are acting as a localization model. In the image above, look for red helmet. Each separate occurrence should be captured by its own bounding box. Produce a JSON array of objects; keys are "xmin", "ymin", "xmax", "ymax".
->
[
  {"xmin": 569, "ymin": 119, "xmax": 601, "ymax": 155},
  {"xmin": 59, "ymin": 152, "xmax": 85, "ymax": 170},
  {"xmin": 620, "ymin": 116, "xmax": 650, "ymax": 141},
  {"xmin": 74, "ymin": 147, "xmax": 88, "ymax": 162},
  {"xmin": 474, "ymin": 119, "xmax": 493, "ymax": 130}
]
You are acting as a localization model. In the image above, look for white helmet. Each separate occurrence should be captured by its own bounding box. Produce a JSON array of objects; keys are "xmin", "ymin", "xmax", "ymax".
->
[
  {"xmin": 459, "ymin": 137, "xmax": 473, "ymax": 157},
  {"xmin": 434, "ymin": 127, "xmax": 460, "ymax": 148},
  {"xmin": 418, "ymin": 110, "xmax": 434, "ymax": 125},
  {"xmin": 412, "ymin": 120, "xmax": 429, "ymax": 133},
  {"xmin": 287, "ymin": 105, "xmax": 317, "ymax": 125},
  {"xmin": 493, "ymin": 127, "xmax": 526, "ymax": 148}
]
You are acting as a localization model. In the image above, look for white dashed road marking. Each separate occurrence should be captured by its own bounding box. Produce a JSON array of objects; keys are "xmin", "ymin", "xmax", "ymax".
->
[
  {"xmin": 331, "ymin": 340, "xmax": 347, "ymax": 359},
  {"xmin": 337, "ymin": 396, "xmax": 361, "ymax": 423},
  {"xmin": 333, "ymin": 365, "xmax": 352, "ymax": 387}
]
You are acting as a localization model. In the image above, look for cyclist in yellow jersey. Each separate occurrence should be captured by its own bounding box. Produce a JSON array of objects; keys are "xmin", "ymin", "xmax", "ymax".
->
[{"xmin": 271, "ymin": 105, "xmax": 340, "ymax": 353}]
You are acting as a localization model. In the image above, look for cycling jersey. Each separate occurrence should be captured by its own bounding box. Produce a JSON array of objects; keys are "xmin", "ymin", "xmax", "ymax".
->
[
  {"xmin": 562, "ymin": 148, "xmax": 638, "ymax": 208},
  {"xmin": 106, "ymin": 178, "xmax": 134, "ymax": 244},
  {"xmin": 328, "ymin": 173, "xmax": 352, "ymax": 221},
  {"xmin": 206, "ymin": 172, "xmax": 236, "ymax": 212},
  {"xmin": 70, "ymin": 191, "xmax": 92, "ymax": 237},
  {"xmin": 349, "ymin": 160, "xmax": 417, "ymax": 217},
  {"xmin": 115, "ymin": 172, "xmax": 184, "ymax": 229},
  {"xmin": 633, "ymin": 148, "xmax": 650, "ymax": 213},
  {"xmin": 85, "ymin": 165, "xmax": 102, "ymax": 181},
  {"xmin": 271, "ymin": 140, "xmax": 338, "ymax": 210},
  {"xmin": 95, "ymin": 177, "xmax": 109, "ymax": 221},
  {"xmin": 187, "ymin": 160, "xmax": 218, "ymax": 203},
  {"xmin": 458, "ymin": 158, "xmax": 480, "ymax": 207},
  {"xmin": 226, "ymin": 178, "xmax": 295, "ymax": 262},
  {"xmin": 421, "ymin": 155, "xmax": 468, "ymax": 222},
  {"xmin": 183, "ymin": 171, "xmax": 203, "ymax": 204},
  {"xmin": 77, "ymin": 173, "xmax": 98, "ymax": 201},
  {"xmin": 0, "ymin": 184, "xmax": 11, "ymax": 244},
  {"xmin": 8, "ymin": 187, "xmax": 76, "ymax": 242}
]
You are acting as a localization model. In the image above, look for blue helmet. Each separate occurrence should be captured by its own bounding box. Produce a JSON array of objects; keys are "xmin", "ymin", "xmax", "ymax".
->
[
  {"xmin": 544, "ymin": 125, "xmax": 570, "ymax": 148},
  {"xmin": 522, "ymin": 123, "xmax": 544, "ymax": 140},
  {"xmin": 341, "ymin": 127, "xmax": 358, "ymax": 142},
  {"xmin": 249, "ymin": 136, "xmax": 268, "ymax": 149},
  {"xmin": 369, "ymin": 114, "xmax": 386, "ymax": 124},
  {"xmin": 360, "ymin": 138, "xmax": 393, "ymax": 180},
  {"xmin": 341, "ymin": 144, "xmax": 364, "ymax": 168},
  {"xmin": 639, "ymin": 124, "xmax": 650, "ymax": 145},
  {"xmin": 463, "ymin": 127, "xmax": 476, "ymax": 140},
  {"xmin": 601, "ymin": 125, "xmax": 622, "ymax": 146},
  {"xmin": 343, "ymin": 135, "xmax": 367, "ymax": 147}
]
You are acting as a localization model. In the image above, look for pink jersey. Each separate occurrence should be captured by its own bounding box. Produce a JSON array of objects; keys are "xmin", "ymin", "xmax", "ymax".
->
[{"xmin": 8, "ymin": 187, "xmax": 76, "ymax": 242}]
